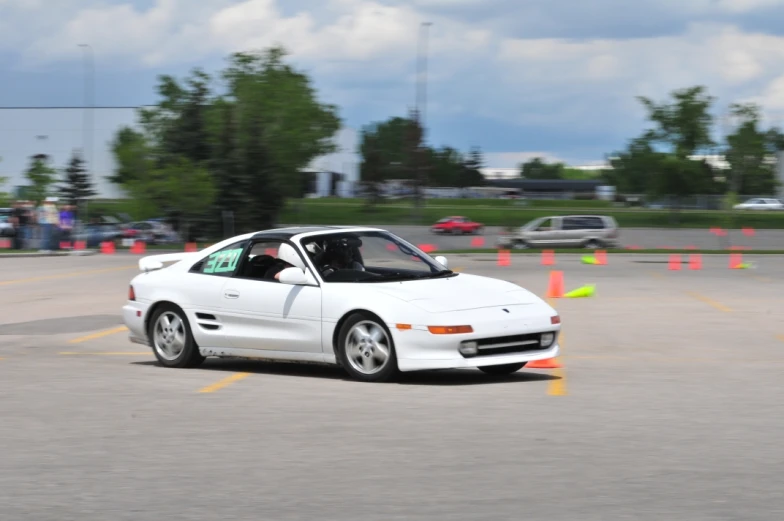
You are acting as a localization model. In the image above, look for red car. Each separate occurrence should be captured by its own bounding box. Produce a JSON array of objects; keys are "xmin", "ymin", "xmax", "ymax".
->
[{"xmin": 431, "ymin": 216, "xmax": 484, "ymax": 234}]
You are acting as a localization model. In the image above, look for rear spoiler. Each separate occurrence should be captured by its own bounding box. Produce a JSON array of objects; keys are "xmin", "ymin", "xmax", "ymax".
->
[{"xmin": 139, "ymin": 252, "xmax": 200, "ymax": 272}]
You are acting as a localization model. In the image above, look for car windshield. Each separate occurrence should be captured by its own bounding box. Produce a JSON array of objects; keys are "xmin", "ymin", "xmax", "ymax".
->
[{"xmin": 300, "ymin": 230, "xmax": 455, "ymax": 283}]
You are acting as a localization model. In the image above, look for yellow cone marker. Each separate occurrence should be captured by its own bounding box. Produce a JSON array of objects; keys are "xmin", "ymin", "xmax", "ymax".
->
[
  {"xmin": 564, "ymin": 284, "xmax": 596, "ymax": 298},
  {"xmin": 581, "ymin": 255, "xmax": 597, "ymax": 265}
]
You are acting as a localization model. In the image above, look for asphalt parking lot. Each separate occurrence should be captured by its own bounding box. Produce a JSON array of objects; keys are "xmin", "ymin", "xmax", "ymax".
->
[{"xmin": 2, "ymin": 251, "xmax": 784, "ymax": 520}]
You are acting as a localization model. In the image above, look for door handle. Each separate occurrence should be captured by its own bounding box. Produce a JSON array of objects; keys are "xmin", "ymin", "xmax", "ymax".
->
[{"xmin": 224, "ymin": 290, "xmax": 240, "ymax": 299}]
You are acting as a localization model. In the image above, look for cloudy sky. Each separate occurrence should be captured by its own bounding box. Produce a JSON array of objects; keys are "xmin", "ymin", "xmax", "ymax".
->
[{"xmin": 3, "ymin": 0, "xmax": 784, "ymax": 195}]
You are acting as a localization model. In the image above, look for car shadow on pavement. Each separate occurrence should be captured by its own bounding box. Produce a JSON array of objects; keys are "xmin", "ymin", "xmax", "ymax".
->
[{"xmin": 131, "ymin": 358, "xmax": 561, "ymax": 386}]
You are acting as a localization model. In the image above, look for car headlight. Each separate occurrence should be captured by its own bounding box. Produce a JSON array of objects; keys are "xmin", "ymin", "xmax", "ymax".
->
[{"xmin": 540, "ymin": 332, "xmax": 555, "ymax": 347}]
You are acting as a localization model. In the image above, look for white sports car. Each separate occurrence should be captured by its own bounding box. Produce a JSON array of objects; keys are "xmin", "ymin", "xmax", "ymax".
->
[{"xmin": 122, "ymin": 226, "xmax": 561, "ymax": 382}]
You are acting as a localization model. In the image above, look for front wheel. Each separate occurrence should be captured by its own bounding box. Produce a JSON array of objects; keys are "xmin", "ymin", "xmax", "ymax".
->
[
  {"xmin": 479, "ymin": 362, "xmax": 526, "ymax": 375},
  {"xmin": 337, "ymin": 313, "xmax": 399, "ymax": 382},
  {"xmin": 148, "ymin": 304, "xmax": 204, "ymax": 368}
]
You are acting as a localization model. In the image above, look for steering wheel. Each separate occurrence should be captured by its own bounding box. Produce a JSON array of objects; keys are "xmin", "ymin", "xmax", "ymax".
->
[{"xmin": 320, "ymin": 264, "xmax": 336, "ymax": 277}]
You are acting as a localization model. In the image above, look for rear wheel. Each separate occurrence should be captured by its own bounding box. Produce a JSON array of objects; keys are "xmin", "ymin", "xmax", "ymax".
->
[
  {"xmin": 512, "ymin": 240, "xmax": 529, "ymax": 250},
  {"xmin": 479, "ymin": 362, "xmax": 526, "ymax": 375},
  {"xmin": 337, "ymin": 313, "xmax": 399, "ymax": 382},
  {"xmin": 148, "ymin": 303, "xmax": 204, "ymax": 368},
  {"xmin": 584, "ymin": 239, "xmax": 602, "ymax": 249}
]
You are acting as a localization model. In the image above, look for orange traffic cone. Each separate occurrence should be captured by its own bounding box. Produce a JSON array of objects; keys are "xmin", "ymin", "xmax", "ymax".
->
[
  {"xmin": 546, "ymin": 270, "xmax": 564, "ymax": 298},
  {"xmin": 729, "ymin": 252, "xmax": 742, "ymax": 269},
  {"xmin": 470, "ymin": 236, "xmax": 485, "ymax": 247},
  {"xmin": 526, "ymin": 357, "xmax": 563, "ymax": 369},
  {"xmin": 497, "ymin": 249, "xmax": 510, "ymax": 266},
  {"xmin": 668, "ymin": 254, "xmax": 681, "ymax": 270},
  {"xmin": 688, "ymin": 254, "xmax": 702, "ymax": 270},
  {"xmin": 100, "ymin": 241, "xmax": 115, "ymax": 254},
  {"xmin": 130, "ymin": 240, "xmax": 146, "ymax": 254},
  {"xmin": 541, "ymin": 250, "xmax": 555, "ymax": 266},
  {"xmin": 74, "ymin": 240, "xmax": 86, "ymax": 250},
  {"xmin": 184, "ymin": 242, "xmax": 198, "ymax": 252},
  {"xmin": 595, "ymin": 250, "xmax": 607, "ymax": 265}
]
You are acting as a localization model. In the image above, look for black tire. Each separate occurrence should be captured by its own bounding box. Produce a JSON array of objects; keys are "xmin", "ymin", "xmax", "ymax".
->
[
  {"xmin": 479, "ymin": 362, "xmax": 526, "ymax": 375},
  {"xmin": 148, "ymin": 303, "xmax": 204, "ymax": 368},
  {"xmin": 512, "ymin": 240, "xmax": 529, "ymax": 250},
  {"xmin": 584, "ymin": 239, "xmax": 602, "ymax": 249},
  {"xmin": 337, "ymin": 312, "xmax": 399, "ymax": 383}
]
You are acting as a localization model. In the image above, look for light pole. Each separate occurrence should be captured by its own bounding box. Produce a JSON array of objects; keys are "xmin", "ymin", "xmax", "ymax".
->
[
  {"xmin": 78, "ymin": 44, "xmax": 94, "ymax": 224},
  {"xmin": 414, "ymin": 21, "xmax": 432, "ymax": 210},
  {"xmin": 415, "ymin": 21, "xmax": 432, "ymax": 134}
]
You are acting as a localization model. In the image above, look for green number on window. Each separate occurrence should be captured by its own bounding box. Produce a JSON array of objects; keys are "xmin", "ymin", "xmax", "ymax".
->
[{"xmin": 204, "ymin": 248, "xmax": 243, "ymax": 274}]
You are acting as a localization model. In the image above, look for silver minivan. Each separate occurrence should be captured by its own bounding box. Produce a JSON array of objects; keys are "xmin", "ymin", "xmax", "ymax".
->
[{"xmin": 497, "ymin": 215, "xmax": 620, "ymax": 249}]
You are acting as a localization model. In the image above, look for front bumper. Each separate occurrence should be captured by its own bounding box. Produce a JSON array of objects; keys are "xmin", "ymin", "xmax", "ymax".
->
[{"xmin": 390, "ymin": 312, "xmax": 561, "ymax": 372}]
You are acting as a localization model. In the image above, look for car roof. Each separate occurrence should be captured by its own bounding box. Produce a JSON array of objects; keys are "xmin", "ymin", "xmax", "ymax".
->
[{"xmin": 250, "ymin": 226, "xmax": 387, "ymax": 242}]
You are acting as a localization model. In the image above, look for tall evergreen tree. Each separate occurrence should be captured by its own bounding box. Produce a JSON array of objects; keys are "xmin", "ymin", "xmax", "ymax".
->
[{"xmin": 59, "ymin": 151, "xmax": 96, "ymax": 205}]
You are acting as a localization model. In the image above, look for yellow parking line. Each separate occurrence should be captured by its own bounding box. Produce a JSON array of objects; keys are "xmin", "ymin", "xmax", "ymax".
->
[
  {"xmin": 198, "ymin": 372, "xmax": 251, "ymax": 393},
  {"xmin": 453, "ymin": 267, "xmax": 463, "ymax": 272},
  {"xmin": 548, "ymin": 330, "xmax": 567, "ymax": 396},
  {"xmin": 0, "ymin": 265, "xmax": 136, "ymax": 286},
  {"xmin": 687, "ymin": 292, "xmax": 732, "ymax": 312},
  {"xmin": 544, "ymin": 297, "xmax": 567, "ymax": 396},
  {"xmin": 68, "ymin": 326, "xmax": 128, "ymax": 344},
  {"xmin": 59, "ymin": 351, "xmax": 151, "ymax": 356},
  {"xmin": 777, "ymin": 335, "xmax": 784, "ymax": 343}
]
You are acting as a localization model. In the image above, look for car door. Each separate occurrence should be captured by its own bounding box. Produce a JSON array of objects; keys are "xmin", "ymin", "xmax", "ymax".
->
[
  {"xmin": 181, "ymin": 239, "xmax": 250, "ymax": 348},
  {"xmin": 557, "ymin": 216, "xmax": 585, "ymax": 247},
  {"xmin": 219, "ymin": 239, "xmax": 323, "ymax": 354},
  {"xmin": 527, "ymin": 217, "xmax": 562, "ymax": 246}
]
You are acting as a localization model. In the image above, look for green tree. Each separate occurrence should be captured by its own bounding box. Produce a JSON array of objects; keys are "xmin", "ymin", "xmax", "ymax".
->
[
  {"xmin": 519, "ymin": 157, "xmax": 564, "ymax": 179},
  {"xmin": 459, "ymin": 147, "xmax": 485, "ymax": 188},
  {"xmin": 125, "ymin": 156, "xmax": 216, "ymax": 240},
  {"xmin": 110, "ymin": 45, "xmax": 342, "ymax": 234},
  {"xmin": 357, "ymin": 115, "xmax": 424, "ymax": 206},
  {"xmin": 24, "ymin": 154, "xmax": 57, "ymax": 203},
  {"xmin": 222, "ymin": 47, "xmax": 341, "ymax": 199},
  {"xmin": 609, "ymin": 86, "xmax": 719, "ymax": 208},
  {"xmin": 605, "ymin": 134, "xmax": 661, "ymax": 194},
  {"xmin": 108, "ymin": 127, "xmax": 151, "ymax": 185},
  {"xmin": 724, "ymin": 102, "xmax": 780, "ymax": 195},
  {"xmin": 59, "ymin": 151, "xmax": 96, "ymax": 205},
  {"xmin": 638, "ymin": 85, "xmax": 715, "ymax": 159}
]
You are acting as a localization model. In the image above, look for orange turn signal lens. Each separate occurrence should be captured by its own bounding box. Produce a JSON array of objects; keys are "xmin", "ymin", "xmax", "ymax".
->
[
  {"xmin": 551, "ymin": 315, "xmax": 560, "ymax": 324},
  {"xmin": 427, "ymin": 325, "xmax": 473, "ymax": 334},
  {"xmin": 396, "ymin": 324, "xmax": 412, "ymax": 330}
]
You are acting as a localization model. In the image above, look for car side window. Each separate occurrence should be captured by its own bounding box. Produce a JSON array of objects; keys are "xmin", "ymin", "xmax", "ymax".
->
[
  {"xmin": 586, "ymin": 217, "xmax": 605, "ymax": 229},
  {"xmin": 190, "ymin": 241, "xmax": 248, "ymax": 277},
  {"xmin": 561, "ymin": 217, "xmax": 579, "ymax": 230},
  {"xmin": 236, "ymin": 240, "xmax": 292, "ymax": 281},
  {"xmin": 535, "ymin": 218, "xmax": 553, "ymax": 231}
]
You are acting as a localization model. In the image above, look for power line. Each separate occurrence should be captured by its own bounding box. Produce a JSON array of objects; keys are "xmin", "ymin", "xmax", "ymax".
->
[{"xmin": 0, "ymin": 106, "xmax": 151, "ymax": 109}]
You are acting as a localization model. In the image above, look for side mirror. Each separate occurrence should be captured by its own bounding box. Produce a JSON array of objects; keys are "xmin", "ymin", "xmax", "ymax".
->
[
  {"xmin": 278, "ymin": 267, "xmax": 313, "ymax": 286},
  {"xmin": 434, "ymin": 255, "xmax": 448, "ymax": 268}
]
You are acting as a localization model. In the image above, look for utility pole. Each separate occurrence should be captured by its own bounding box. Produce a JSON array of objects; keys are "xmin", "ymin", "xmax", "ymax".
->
[
  {"xmin": 78, "ymin": 44, "xmax": 94, "ymax": 224},
  {"xmin": 413, "ymin": 21, "xmax": 432, "ymax": 211}
]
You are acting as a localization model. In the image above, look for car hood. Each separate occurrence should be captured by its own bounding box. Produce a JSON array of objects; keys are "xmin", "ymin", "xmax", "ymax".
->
[{"xmin": 372, "ymin": 273, "xmax": 543, "ymax": 313}]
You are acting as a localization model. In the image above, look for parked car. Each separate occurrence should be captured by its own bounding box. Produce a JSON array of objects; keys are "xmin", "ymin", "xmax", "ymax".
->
[
  {"xmin": 122, "ymin": 220, "xmax": 180, "ymax": 244},
  {"xmin": 0, "ymin": 208, "xmax": 15, "ymax": 237},
  {"xmin": 497, "ymin": 215, "xmax": 620, "ymax": 250},
  {"xmin": 431, "ymin": 216, "xmax": 484, "ymax": 235},
  {"xmin": 733, "ymin": 198, "xmax": 784, "ymax": 211}
]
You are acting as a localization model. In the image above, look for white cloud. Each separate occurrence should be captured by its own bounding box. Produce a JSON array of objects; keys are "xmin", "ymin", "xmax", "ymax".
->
[
  {"xmin": 5, "ymin": 0, "xmax": 784, "ymax": 167},
  {"xmin": 714, "ymin": 0, "xmax": 784, "ymax": 13}
]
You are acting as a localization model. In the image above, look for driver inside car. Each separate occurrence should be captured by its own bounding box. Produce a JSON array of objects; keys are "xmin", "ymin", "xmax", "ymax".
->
[{"xmin": 319, "ymin": 240, "xmax": 365, "ymax": 277}]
